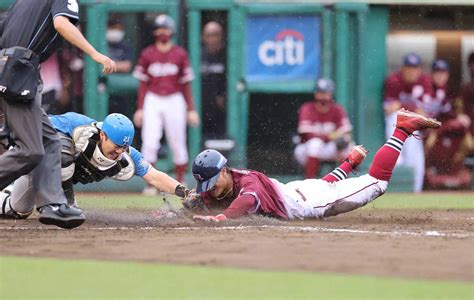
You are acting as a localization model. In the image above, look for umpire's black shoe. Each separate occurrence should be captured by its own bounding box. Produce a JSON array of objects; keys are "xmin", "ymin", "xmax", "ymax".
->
[{"xmin": 38, "ymin": 204, "xmax": 85, "ymax": 229}]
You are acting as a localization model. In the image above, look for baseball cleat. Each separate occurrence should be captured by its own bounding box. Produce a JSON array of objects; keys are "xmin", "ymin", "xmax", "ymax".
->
[
  {"xmin": 38, "ymin": 204, "xmax": 85, "ymax": 229},
  {"xmin": 396, "ymin": 108, "xmax": 441, "ymax": 135},
  {"xmin": 345, "ymin": 145, "xmax": 368, "ymax": 169}
]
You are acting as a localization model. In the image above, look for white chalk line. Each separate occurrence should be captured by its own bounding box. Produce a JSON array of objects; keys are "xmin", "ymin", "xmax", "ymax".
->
[{"xmin": 0, "ymin": 225, "xmax": 471, "ymax": 239}]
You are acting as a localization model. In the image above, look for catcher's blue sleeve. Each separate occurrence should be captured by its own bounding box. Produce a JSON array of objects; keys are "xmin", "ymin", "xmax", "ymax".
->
[
  {"xmin": 49, "ymin": 112, "xmax": 96, "ymax": 137},
  {"xmin": 130, "ymin": 147, "xmax": 151, "ymax": 177}
]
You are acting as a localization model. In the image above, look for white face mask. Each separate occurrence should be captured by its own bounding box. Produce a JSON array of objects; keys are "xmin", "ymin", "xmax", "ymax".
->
[{"xmin": 106, "ymin": 29, "xmax": 125, "ymax": 43}]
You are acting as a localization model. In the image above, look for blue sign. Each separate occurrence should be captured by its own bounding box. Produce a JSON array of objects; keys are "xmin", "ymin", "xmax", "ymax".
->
[{"xmin": 245, "ymin": 15, "xmax": 320, "ymax": 82}]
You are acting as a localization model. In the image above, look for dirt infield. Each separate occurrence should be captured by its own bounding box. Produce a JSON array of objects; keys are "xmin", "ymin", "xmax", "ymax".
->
[{"xmin": 1, "ymin": 208, "xmax": 473, "ymax": 282}]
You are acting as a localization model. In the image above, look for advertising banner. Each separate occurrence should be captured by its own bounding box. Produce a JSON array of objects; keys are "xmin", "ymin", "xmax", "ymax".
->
[{"xmin": 245, "ymin": 15, "xmax": 321, "ymax": 82}]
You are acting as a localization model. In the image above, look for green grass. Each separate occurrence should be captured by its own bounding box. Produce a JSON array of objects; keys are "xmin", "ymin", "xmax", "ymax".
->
[
  {"xmin": 365, "ymin": 193, "xmax": 474, "ymax": 210},
  {"xmin": 76, "ymin": 193, "xmax": 180, "ymax": 209},
  {"xmin": 76, "ymin": 192, "xmax": 474, "ymax": 210},
  {"xmin": 1, "ymin": 256, "xmax": 472, "ymax": 300}
]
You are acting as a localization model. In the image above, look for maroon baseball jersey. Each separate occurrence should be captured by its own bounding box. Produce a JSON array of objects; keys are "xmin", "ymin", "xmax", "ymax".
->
[
  {"xmin": 133, "ymin": 44, "xmax": 194, "ymax": 99},
  {"xmin": 384, "ymin": 72, "xmax": 433, "ymax": 112},
  {"xmin": 460, "ymin": 81, "xmax": 474, "ymax": 135},
  {"xmin": 425, "ymin": 84, "xmax": 456, "ymax": 119},
  {"xmin": 201, "ymin": 169, "xmax": 288, "ymax": 219},
  {"xmin": 297, "ymin": 102, "xmax": 352, "ymax": 142}
]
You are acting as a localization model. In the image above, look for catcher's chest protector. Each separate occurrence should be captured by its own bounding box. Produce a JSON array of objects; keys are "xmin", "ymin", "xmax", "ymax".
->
[{"xmin": 71, "ymin": 125, "xmax": 133, "ymax": 184}]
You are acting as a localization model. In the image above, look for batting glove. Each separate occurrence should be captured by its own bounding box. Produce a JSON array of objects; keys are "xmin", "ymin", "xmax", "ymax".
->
[{"xmin": 193, "ymin": 214, "xmax": 227, "ymax": 223}]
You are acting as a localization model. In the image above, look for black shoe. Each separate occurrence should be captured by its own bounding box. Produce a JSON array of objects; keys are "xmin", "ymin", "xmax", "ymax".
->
[{"xmin": 38, "ymin": 204, "xmax": 85, "ymax": 229}]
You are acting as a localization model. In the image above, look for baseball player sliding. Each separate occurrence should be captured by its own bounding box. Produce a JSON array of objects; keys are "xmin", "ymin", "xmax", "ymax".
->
[
  {"xmin": 133, "ymin": 14, "xmax": 199, "ymax": 192},
  {"xmin": 184, "ymin": 109, "xmax": 441, "ymax": 222},
  {"xmin": 0, "ymin": 112, "xmax": 190, "ymax": 227}
]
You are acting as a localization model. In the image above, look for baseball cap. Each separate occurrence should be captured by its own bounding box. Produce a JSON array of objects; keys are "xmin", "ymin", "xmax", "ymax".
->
[
  {"xmin": 432, "ymin": 59, "xmax": 449, "ymax": 72},
  {"xmin": 315, "ymin": 78, "xmax": 335, "ymax": 94},
  {"xmin": 403, "ymin": 53, "xmax": 422, "ymax": 67}
]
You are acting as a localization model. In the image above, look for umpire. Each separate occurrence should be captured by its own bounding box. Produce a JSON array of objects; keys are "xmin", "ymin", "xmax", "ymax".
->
[{"xmin": 0, "ymin": 0, "xmax": 116, "ymax": 229}]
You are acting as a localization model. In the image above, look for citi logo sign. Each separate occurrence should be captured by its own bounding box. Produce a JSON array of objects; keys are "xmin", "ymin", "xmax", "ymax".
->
[{"xmin": 258, "ymin": 29, "xmax": 304, "ymax": 66}]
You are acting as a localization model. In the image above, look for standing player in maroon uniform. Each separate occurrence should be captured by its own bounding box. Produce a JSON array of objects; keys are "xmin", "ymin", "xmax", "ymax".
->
[
  {"xmin": 133, "ymin": 15, "xmax": 200, "ymax": 193},
  {"xmin": 294, "ymin": 78, "xmax": 353, "ymax": 179},
  {"xmin": 183, "ymin": 109, "xmax": 441, "ymax": 222},
  {"xmin": 383, "ymin": 53, "xmax": 433, "ymax": 192}
]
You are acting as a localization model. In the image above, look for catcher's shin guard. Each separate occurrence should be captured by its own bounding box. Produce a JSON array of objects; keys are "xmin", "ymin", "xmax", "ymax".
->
[{"xmin": 0, "ymin": 188, "xmax": 32, "ymax": 219}]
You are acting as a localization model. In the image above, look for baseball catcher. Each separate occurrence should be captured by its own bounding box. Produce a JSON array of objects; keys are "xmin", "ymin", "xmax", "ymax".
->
[
  {"xmin": 0, "ymin": 112, "xmax": 190, "ymax": 222},
  {"xmin": 184, "ymin": 109, "xmax": 441, "ymax": 222}
]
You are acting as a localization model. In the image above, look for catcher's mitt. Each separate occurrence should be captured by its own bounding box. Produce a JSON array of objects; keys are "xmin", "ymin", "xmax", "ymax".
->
[{"xmin": 182, "ymin": 190, "xmax": 207, "ymax": 211}]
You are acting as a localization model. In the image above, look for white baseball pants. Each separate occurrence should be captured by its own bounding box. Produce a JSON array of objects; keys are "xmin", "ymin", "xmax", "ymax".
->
[
  {"xmin": 294, "ymin": 138, "xmax": 338, "ymax": 165},
  {"xmin": 272, "ymin": 174, "xmax": 388, "ymax": 219},
  {"xmin": 141, "ymin": 92, "xmax": 188, "ymax": 165}
]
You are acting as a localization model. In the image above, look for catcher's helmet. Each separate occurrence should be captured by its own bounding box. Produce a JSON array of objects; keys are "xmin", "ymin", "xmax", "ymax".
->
[
  {"xmin": 315, "ymin": 78, "xmax": 335, "ymax": 94},
  {"xmin": 192, "ymin": 149, "xmax": 228, "ymax": 193},
  {"xmin": 432, "ymin": 59, "xmax": 449, "ymax": 72},
  {"xmin": 97, "ymin": 113, "xmax": 134, "ymax": 148},
  {"xmin": 153, "ymin": 14, "xmax": 175, "ymax": 33}
]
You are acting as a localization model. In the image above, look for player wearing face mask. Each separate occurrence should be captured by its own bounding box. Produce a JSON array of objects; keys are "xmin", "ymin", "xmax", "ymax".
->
[
  {"xmin": 106, "ymin": 18, "xmax": 132, "ymax": 73},
  {"xmin": 132, "ymin": 14, "xmax": 200, "ymax": 193}
]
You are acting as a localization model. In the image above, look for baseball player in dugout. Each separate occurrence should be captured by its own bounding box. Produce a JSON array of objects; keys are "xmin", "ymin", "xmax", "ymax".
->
[
  {"xmin": 0, "ymin": 112, "xmax": 191, "ymax": 224},
  {"xmin": 183, "ymin": 109, "xmax": 441, "ymax": 223},
  {"xmin": 0, "ymin": 0, "xmax": 116, "ymax": 229},
  {"xmin": 424, "ymin": 59, "xmax": 472, "ymax": 188},
  {"xmin": 294, "ymin": 78, "xmax": 354, "ymax": 179},
  {"xmin": 133, "ymin": 14, "xmax": 200, "ymax": 195},
  {"xmin": 383, "ymin": 53, "xmax": 433, "ymax": 193}
]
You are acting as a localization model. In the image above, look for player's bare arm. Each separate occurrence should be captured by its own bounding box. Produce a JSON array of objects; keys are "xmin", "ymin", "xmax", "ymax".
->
[
  {"xmin": 53, "ymin": 16, "xmax": 116, "ymax": 74},
  {"xmin": 182, "ymin": 81, "xmax": 200, "ymax": 127},
  {"xmin": 142, "ymin": 167, "xmax": 182, "ymax": 195}
]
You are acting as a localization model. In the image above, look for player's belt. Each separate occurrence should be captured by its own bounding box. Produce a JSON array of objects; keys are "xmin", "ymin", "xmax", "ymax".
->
[{"xmin": 0, "ymin": 47, "xmax": 37, "ymax": 60}]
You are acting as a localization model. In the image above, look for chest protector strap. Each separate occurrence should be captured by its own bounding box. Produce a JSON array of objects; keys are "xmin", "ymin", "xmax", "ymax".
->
[{"xmin": 72, "ymin": 132, "xmax": 129, "ymax": 184}]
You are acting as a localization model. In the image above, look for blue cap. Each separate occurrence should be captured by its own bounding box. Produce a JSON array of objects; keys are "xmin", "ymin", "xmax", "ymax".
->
[
  {"xmin": 432, "ymin": 59, "xmax": 449, "ymax": 72},
  {"xmin": 315, "ymin": 78, "xmax": 335, "ymax": 94},
  {"xmin": 403, "ymin": 53, "xmax": 422, "ymax": 67},
  {"xmin": 192, "ymin": 149, "xmax": 228, "ymax": 193},
  {"xmin": 97, "ymin": 113, "xmax": 134, "ymax": 147}
]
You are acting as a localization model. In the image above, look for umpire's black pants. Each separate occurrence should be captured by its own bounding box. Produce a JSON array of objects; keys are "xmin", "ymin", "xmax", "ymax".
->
[{"xmin": 0, "ymin": 83, "xmax": 67, "ymax": 208}]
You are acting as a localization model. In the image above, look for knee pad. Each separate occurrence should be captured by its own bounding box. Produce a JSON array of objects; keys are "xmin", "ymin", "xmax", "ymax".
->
[{"xmin": 60, "ymin": 133, "xmax": 76, "ymax": 181}]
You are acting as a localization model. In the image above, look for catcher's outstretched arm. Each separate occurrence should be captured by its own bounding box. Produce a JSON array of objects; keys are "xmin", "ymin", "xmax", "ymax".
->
[{"xmin": 142, "ymin": 167, "xmax": 181, "ymax": 195}]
